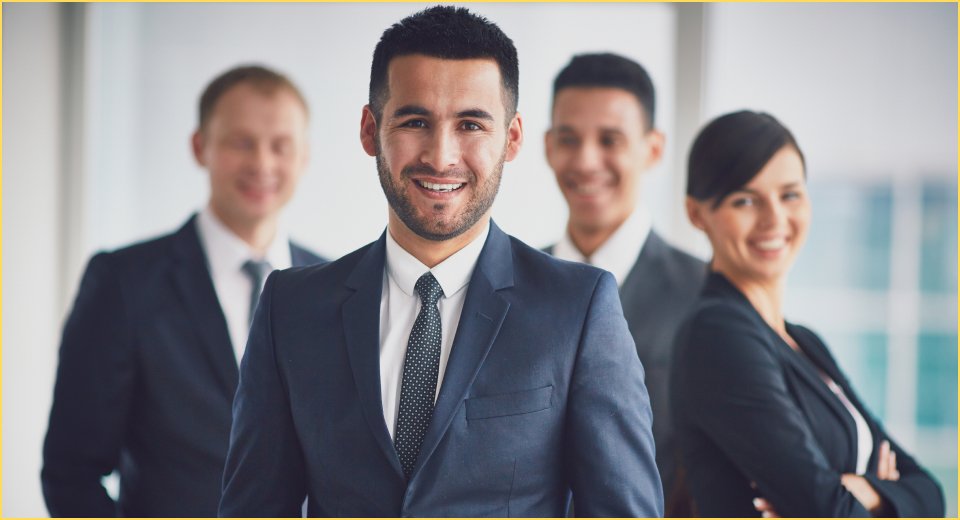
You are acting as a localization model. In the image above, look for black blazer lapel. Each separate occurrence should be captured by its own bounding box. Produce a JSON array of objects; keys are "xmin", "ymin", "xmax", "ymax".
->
[
  {"xmin": 707, "ymin": 273, "xmax": 860, "ymax": 470},
  {"xmin": 779, "ymin": 325, "xmax": 859, "ymax": 470},
  {"xmin": 341, "ymin": 233, "xmax": 403, "ymax": 477},
  {"xmin": 290, "ymin": 241, "xmax": 326, "ymax": 267},
  {"xmin": 412, "ymin": 222, "xmax": 513, "ymax": 480},
  {"xmin": 787, "ymin": 324, "xmax": 864, "ymax": 470},
  {"xmin": 619, "ymin": 232, "xmax": 669, "ymax": 321},
  {"xmin": 170, "ymin": 215, "xmax": 239, "ymax": 398}
]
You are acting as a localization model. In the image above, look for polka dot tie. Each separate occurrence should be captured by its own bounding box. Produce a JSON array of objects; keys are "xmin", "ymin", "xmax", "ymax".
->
[{"xmin": 394, "ymin": 272, "xmax": 444, "ymax": 479}]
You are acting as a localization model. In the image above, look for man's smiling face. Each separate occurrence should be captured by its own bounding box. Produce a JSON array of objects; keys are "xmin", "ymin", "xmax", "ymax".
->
[{"xmin": 362, "ymin": 54, "xmax": 522, "ymax": 242}]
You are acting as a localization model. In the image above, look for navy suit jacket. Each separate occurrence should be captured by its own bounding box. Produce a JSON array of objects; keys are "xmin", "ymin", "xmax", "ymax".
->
[
  {"xmin": 220, "ymin": 221, "xmax": 663, "ymax": 517},
  {"xmin": 671, "ymin": 272, "xmax": 944, "ymax": 517},
  {"xmin": 548, "ymin": 231, "xmax": 705, "ymax": 511},
  {"xmin": 42, "ymin": 215, "xmax": 325, "ymax": 517}
]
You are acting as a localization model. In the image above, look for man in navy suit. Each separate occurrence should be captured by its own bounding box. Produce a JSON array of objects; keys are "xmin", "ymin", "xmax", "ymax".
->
[
  {"xmin": 42, "ymin": 65, "xmax": 325, "ymax": 517},
  {"xmin": 219, "ymin": 7, "xmax": 662, "ymax": 517},
  {"xmin": 543, "ymin": 53, "xmax": 706, "ymax": 513}
]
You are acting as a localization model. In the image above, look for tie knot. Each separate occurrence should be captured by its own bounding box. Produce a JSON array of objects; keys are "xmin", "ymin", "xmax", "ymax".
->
[
  {"xmin": 414, "ymin": 272, "xmax": 444, "ymax": 306},
  {"xmin": 242, "ymin": 259, "xmax": 271, "ymax": 281}
]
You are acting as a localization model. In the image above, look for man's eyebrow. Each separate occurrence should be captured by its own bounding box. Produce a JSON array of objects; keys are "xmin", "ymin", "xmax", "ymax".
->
[
  {"xmin": 456, "ymin": 109, "xmax": 495, "ymax": 121},
  {"xmin": 392, "ymin": 105, "xmax": 430, "ymax": 118},
  {"xmin": 599, "ymin": 127, "xmax": 626, "ymax": 136}
]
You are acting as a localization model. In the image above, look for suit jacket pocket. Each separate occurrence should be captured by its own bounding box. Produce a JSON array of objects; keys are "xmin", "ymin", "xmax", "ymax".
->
[{"xmin": 466, "ymin": 385, "xmax": 553, "ymax": 420}]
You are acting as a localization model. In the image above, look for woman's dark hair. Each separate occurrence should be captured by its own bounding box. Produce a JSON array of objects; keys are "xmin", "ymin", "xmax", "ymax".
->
[{"xmin": 687, "ymin": 110, "xmax": 805, "ymax": 209}]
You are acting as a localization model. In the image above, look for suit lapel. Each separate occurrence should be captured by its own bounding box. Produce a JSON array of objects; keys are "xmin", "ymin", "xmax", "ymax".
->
[
  {"xmin": 290, "ymin": 241, "xmax": 323, "ymax": 267},
  {"xmin": 170, "ymin": 215, "xmax": 239, "ymax": 398},
  {"xmin": 412, "ymin": 222, "xmax": 513, "ymax": 480},
  {"xmin": 786, "ymin": 325, "xmax": 862, "ymax": 469},
  {"xmin": 776, "ymin": 325, "xmax": 857, "ymax": 467},
  {"xmin": 341, "ymin": 234, "xmax": 403, "ymax": 476},
  {"xmin": 708, "ymin": 274, "xmax": 860, "ymax": 468},
  {"xmin": 618, "ymin": 232, "xmax": 667, "ymax": 319}
]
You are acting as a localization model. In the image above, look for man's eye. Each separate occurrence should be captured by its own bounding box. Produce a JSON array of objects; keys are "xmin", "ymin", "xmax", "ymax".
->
[
  {"xmin": 401, "ymin": 119, "xmax": 427, "ymax": 129},
  {"xmin": 228, "ymin": 138, "xmax": 254, "ymax": 150},
  {"xmin": 600, "ymin": 135, "xmax": 620, "ymax": 148},
  {"xmin": 462, "ymin": 121, "xmax": 482, "ymax": 131},
  {"xmin": 274, "ymin": 140, "xmax": 294, "ymax": 156}
]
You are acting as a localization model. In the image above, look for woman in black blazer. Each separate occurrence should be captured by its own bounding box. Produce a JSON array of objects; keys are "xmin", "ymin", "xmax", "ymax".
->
[{"xmin": 671, "ymin": 110, "xmax": 944, "ymax": 517}]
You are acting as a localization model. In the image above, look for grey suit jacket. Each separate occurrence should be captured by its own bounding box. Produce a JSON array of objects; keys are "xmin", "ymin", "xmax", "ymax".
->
[
  {"xmin": 221, "ymin": 221, "xmax": 663, "ymax": 517},
  {"xmin": 547, "ymin": 230, "xmax": 705, "ymax": 512}
]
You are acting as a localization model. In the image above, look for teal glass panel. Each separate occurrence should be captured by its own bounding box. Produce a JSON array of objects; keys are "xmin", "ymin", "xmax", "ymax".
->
[
  {"xmin": 793, "ymin": 181, "xmax": 891, "ymax": 290},
  {"xmin": 920, "ymin": 180, "xmax": 958, "ymax": 294},
  {"xmin": 827, "ymin": 332, "xmax": 888, "ymax": 421},
  {"xmin": 916, "ymin": 333, "xmax": 958, "ymax": 427}
]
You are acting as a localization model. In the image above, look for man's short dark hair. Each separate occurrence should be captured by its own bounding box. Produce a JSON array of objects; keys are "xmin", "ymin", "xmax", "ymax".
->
[
  {"xmin": 368, "ymin": 6, "xmax": 519, "ymax": 121},
  {"xmin": 198, "ymin": 64, "xmax": 308, "ymax": 131},
  {"xmin": 552, "ymin": 53, "xmax": 656, "ymax": 130}
]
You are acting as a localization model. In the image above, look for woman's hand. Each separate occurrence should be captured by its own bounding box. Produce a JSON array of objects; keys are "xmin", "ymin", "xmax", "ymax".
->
[
  {"xmin": 841, "ymin": 442, "xmax": 898, "ymax": 515},
  {"xmin": 753, "ymin": 497, "xmax": 780, "ymax": 518},
  {"xmin": 754, "ymin": 442, "xmax": 899, "ymax": 517},
  {"xmin": 876, "ymin": 439, "xmax": 900, "ymax": 481},
  {"xmin": 840, "ymin": 474, "xmax": 883, "ymax": 513}
]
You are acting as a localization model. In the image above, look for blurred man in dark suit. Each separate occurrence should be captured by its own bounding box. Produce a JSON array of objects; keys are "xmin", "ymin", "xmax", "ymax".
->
[
  {"xmin": 42, "ymin": 65, "xmax": 324, "ymax": 517},
  {"xmin": 544, "ymin": 53, "xmax": 705, "ymax": 514}
]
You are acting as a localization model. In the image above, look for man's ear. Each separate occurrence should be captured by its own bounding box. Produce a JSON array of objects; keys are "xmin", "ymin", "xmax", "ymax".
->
[
  {"xmin": 543, "ymin": 128, "xmax": 554, "ymax": 162},
  {"xmin": 686, "ymin": 196, "xmax": 707, "ymax": 231},
  {"xmin": 360, "ymin": 105, "xmax": 378, "ymax": 157},
  {"xmin": 504, "ymin": 112, "xmax": 524, "ymax": 162},
  {"xmin": 300, "ymin": 138, "xmax": 311, "ymax": 170},
  {"xmin": 642, "ymin": 129, "xmax": 665, "ymax": 170},
  {"xmin": 191, "ymin": 130, "xmax": 206, "ymax": 166}
]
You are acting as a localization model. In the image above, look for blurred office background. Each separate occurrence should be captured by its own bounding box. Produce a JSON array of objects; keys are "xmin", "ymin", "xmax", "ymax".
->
[{"xmin": 4, "ymin": 3, "xmax": 956, "ymax": 517}]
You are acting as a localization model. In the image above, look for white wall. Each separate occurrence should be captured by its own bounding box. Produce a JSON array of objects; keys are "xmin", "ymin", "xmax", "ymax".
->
[
  {"xmin": 703, "ymin": 3, "xmax": 956, "ymax": 176},
  {"xmin": 2, "ymin": 4, "xmax": 65, "ymax": 517}
]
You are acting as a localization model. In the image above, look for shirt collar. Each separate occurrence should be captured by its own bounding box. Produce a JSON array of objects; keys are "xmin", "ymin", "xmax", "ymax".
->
[
  {"xmin": 196, "ymin": 206, "xmax": 292, "ymax": 275},
  {"xmin": 553, "ymin": 208, "xmax": 651, "ymax": 286},
  {"xmin": 385, "ymin": 221, "xmax": 490, "ymax": 300}
]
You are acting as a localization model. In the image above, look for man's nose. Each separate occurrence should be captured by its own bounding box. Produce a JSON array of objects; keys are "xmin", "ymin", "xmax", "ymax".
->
[
  {"xmin": 571, "ymin": 141, "xmax": 603, "ymax": 174},
  {"xmin": 420, "ymin": 129, "xmax": 461, "ymax": 172}
]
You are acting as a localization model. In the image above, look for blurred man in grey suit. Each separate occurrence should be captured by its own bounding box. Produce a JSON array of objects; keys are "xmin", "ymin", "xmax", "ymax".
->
[{"xmin": 544, "ymin": 52, "xmax": 705, "ymax": 515}]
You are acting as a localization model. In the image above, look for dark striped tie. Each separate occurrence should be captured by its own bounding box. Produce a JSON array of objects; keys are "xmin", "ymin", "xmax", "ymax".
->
[{"xmin": 242, "ymin": 260, "xmax": 270, "ymax": 326}]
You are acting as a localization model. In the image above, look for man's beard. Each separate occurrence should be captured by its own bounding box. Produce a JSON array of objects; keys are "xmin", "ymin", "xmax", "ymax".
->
[{"xmin": 376, "ymin": 144, "xmax": 505, "ymax": 242}]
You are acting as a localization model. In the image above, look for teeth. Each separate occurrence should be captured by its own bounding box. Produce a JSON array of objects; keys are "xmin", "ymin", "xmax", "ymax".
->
[
  {"xmin": 419, "ymin": 181, "xmax": 463, "ymax": 192},
  {"xmin": 573, "ymin": 185, "xmax": 602, "ymax": 195},
  {"xmin": 755, "ymin": 238, "xmax": 786, "ymax": 251}
]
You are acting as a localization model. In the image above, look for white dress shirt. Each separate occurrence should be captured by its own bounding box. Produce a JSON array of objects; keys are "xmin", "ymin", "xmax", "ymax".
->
[
  {"xmin": 195, "ymin": 207, "xmax": 292, "ymax": 363},
  {"xmin": 552, "ymin": 208, "xmax": 652, "ymax": 287},
  {"xmin": 379, "ymin": 222, "xmax": 490, "ymax": 440}
]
